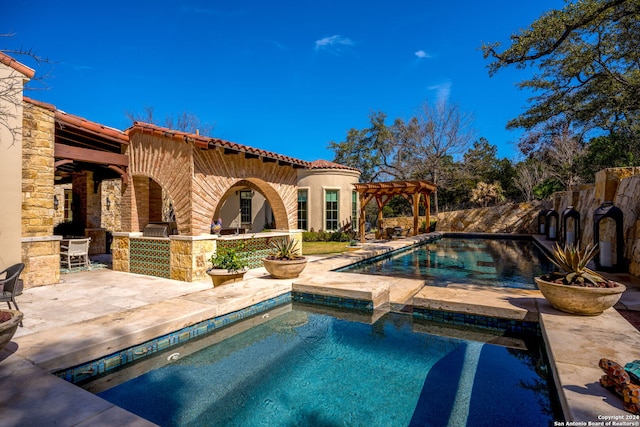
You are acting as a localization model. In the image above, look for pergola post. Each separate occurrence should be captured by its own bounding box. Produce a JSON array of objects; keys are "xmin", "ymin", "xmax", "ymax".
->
[{"xmin": 412, "ymin": 192, "xmax": 421, "ymax": 236}]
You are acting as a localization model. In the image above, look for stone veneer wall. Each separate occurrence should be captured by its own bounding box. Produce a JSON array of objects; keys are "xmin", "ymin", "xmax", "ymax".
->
[
  {"xmin": 432, "ymin": 202, "xmax": 544, "ymax": 234},
  {"xmin": 552, "ymin": 167, "xmax": 640, "ymax": 277},
  {"xmin": 113, "ymin": 231, "xmax": 301, "ymax": 282},
  {"xmin": 21, "ymin": 101, "xmax": 60, "ymax": 287},
  {"xmin": 398, "ymin": 167, "xmax": 640, "ymax": 277}
]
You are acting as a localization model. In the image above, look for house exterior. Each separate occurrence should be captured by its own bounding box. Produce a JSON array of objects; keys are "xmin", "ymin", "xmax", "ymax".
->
[
  {"xmin": 0, "ymin": 53, "xmax": 361, "ymax": 286},
  {"xmin": 297, "ymin": 160, "xmax": 361, "ymax": 232}
]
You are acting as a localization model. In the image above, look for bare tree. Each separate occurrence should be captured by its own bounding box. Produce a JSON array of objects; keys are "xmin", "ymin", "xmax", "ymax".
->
[
  {"xmin": 513, "ymin": 159, "xmax": 549, "ymax": 202},
  {"xmin": 125, "ymin": 106, "xmax": 215, "ymax": 136},
  {"xmin": 395, "ymin": 99, "xmax": 475, "ymax": 214}
]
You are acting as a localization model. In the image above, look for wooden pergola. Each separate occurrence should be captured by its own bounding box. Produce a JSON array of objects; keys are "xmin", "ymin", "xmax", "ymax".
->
[{"xmin": 353, "ymin": 180, "xmax": 437, "ymax": 242}]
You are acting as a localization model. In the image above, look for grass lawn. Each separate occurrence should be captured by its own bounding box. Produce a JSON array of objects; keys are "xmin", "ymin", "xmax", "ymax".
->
[{"xmin": 302, "ymin": 241, "xmax": 350, "ymax": 255}]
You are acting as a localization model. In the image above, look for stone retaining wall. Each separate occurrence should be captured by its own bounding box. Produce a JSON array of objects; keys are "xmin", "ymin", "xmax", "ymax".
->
[{"xmin": 389, "ymin": 167, "xmax": 640, "ymax": 277}]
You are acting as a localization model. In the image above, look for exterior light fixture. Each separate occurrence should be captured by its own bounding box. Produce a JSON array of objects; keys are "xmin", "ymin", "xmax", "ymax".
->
[
  {"xmin": 546, "ymin": 209, "xmax": 559, "ymax": 241},
  {"xmin": 106, "ymin": 197, "xmax": 111, "ymax": 211},
  {"xmin": 537, "ymin": 209, "xmax": 548, "ymax": 234},
  {"xmin": 561, "ymin": 206, "xmax": 580, "ymax": 246},
  {"xmin": 593, "ymin": 201, "xmax": 624, "ymax": 272},
  {"xmin": 54, "ymin": 195, "xmax": 59, "ymax": 210}
]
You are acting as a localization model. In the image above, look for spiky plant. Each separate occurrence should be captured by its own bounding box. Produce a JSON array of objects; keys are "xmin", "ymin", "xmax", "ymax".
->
[
  {"xmin": 268, "ymin": 238, "xmax": 303, "ymax": 260},
  {"xmin": 544, "ymin": 242, "xmax": 607, "ymax": 286}
]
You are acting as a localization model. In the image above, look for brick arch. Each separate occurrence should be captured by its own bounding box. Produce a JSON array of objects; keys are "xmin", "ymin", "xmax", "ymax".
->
[
  {"xmin": 213, "ymin": 178, "xmax": 289, "ymax": 230},
  {"xmin": 125, "ymin": 133, "xmax": 194, "ymax": 234},
  {"xmin": 128, "ymin": 172, "xmax": 179, "ymax": 226}
]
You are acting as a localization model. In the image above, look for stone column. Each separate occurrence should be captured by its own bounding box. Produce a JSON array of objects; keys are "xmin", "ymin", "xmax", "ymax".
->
[{"xmin": 21, "ymin": 101, "xmax": 60, "ymax": 287}]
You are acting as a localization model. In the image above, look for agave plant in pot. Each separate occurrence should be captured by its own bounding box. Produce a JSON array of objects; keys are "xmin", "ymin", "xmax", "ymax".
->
[
  {"xmin": 262, "ymin": 237, "xmax": 307, "ymax": 279},
  {"xmin": 206, "ymin": 244, "xmax": 248, "ymax": 287},
  {"xmin": 535, "ymin": 242, "xmax": 626, "ymax": 316}
]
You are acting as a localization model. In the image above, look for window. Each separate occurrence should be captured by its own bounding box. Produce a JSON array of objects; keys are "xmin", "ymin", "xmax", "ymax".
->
[
  {"xmin": 352, "ymin": 191, "xmax": 358, "ymax": 228},
  {"xmin": 64, "ymin": 189, "xmax": 73, "ymax": 222},
  {"xmin": 325, "ymin": 190, "xmax": 339, "ymax": 231},
  {"xmin": 240, "ymin": 191, "xmax": 252, "ymax": 224},
  {"xmin": 298, "ymin": 190, "xmax": 308, "ymax": 230}
]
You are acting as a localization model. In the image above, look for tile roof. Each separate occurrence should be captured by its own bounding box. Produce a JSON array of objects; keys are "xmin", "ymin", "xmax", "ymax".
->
[
  {"xmin": 127, "ymin": 122, "xmax": 312, "ymax": 168},
  {"xmin": 309, "ymin": 159, "xmax": 360, "ymax": 172},
  {"xmin": 24, "ymin": 97, "xmax": 130, "ymax": 145},
  {"xmin": 0, "ymin": 52, "xmax": 35, "ymax": 79}
]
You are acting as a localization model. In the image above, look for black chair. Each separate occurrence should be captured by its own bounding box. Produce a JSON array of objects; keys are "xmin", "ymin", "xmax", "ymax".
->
[{"xmin": 0, "ymin": 263, "xmax": 25, "ymax": 326}]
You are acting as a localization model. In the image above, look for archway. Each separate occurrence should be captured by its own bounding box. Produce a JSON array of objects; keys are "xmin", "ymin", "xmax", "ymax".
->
[{"xmin": 213, "ymin": 178, "xmax": 289, "ymax": 231}]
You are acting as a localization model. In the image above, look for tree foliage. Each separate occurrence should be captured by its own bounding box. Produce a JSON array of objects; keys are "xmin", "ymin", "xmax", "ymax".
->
[
  {"xmin": 328, "ymin": 111, "xmax": 401, "ymax": 182},
  {"xmin": 330, "ymin": 100, "xmax": 475, "ymax": 214},
  {"xmin": 483, "ymin": 0, "xmax": 640, "ymax": 138}
]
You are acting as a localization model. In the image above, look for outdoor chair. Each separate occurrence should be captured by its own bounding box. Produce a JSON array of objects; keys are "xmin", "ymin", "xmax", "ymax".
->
[
  {"xmin": 60, "ymin": 238, "xmax": 92, "ymax": 270},
  {"xmin": 0, "ymin": 263, "xmax": 25, "ymax": 326}
]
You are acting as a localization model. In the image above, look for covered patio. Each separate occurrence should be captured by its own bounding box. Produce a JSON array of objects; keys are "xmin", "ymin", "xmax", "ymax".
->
[{"xmin": 353, "ymin": 180, "xmax": 437, "ymax": 242}]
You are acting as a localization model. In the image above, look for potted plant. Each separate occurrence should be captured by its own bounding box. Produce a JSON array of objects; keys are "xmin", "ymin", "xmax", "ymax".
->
[
  {"xmin": 535, "ymin": 242, "xmax": 626, "ymax": 315},
  {"xmin": 0, "ymin": 309, "xmax": 23, "ymax": 352},
  {"xmin": 206, "ymin": 244, "xmax": 248, "ymax": 287},
  {"xmin": 346, "ymin": 239, "xmax": 363, "ymax": 251},
  {"xmin": 262, "ymin": 237, "xmax": 307, "ymax": 279}
]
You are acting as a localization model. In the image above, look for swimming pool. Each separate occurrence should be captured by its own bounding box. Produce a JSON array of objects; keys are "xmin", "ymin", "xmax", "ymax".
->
[
  {"xmin": 341, "ymin": 237, "xmax": 555, "ymax": 289},
  {"xmin": 93, "ymin": 303, "xmax": 558, "ymax": 426}
]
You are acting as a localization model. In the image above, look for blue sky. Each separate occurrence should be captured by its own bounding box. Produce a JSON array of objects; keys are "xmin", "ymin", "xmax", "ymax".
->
[{"xmin": 3, "ymin": 0, "xmax": 563, "ymax": 162}]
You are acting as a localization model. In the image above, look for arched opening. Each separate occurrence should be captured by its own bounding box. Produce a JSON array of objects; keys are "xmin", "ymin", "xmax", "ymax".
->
[
  {"xmin": 213, "ymin": 178, "xmax": 289, "ymax": 232},
  {"xmin": 129, "ymin": 174, "xmax": 178, "ymax": 234}
]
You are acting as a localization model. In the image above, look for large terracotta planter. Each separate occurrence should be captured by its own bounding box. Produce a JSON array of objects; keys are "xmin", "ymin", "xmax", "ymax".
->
[
  {"xmin": 535, "ymin": 276, "xmax": 626, "ymax": 316},
  {"xmin": 206, "ymin": 268, "xmax": 247, "ymax": 287},
  {"xmin": 0, "ymin": 309, "xmax": 23, "ymax": 352},
  {"xmin": 262, "ymin": 257, "xmax": 307, "ymax": 279}
]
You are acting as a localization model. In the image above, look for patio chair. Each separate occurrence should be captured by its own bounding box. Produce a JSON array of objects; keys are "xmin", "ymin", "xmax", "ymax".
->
[
  {"xmin": 60, "ymin": 238, "xmax": 92, "ymax": 270},
  {"xmin": 0, "ymin": 263, "xmax": 25, "ymax": 326}
]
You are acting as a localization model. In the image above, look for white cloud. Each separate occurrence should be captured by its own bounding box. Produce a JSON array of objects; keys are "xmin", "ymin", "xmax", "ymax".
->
[
  {"xmin": 415, "ymin": 50, "xmax": 431, "ymax": 59},
  {"xmin": 428, "ymin": 81, "xmax": 452, "ymax": 103},
  {"xmin": 314, "ymin": 35, "xmax": 354, "ymax": 51}
]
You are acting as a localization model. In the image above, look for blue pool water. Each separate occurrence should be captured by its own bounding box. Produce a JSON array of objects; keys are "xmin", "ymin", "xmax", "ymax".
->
[
  {"xmin": 342, "ymin": 238, "xmax": 555, "ymax": 289},
  {"xmin": 96, "ymin": 305, "xmax": 556, "ymax": 426}
]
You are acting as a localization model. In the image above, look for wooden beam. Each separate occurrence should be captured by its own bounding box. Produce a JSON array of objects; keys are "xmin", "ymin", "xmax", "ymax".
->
[
  {"xmin": 54, "ymin": 159, "xmax": 74, "ymax": 168},
  {"xmin": 55, "ymin": 143, "xmax": 129, "ymax": 167},
  {"xmin": 412, "ymin": 192, "xmax": 420, "ymax": 236}
]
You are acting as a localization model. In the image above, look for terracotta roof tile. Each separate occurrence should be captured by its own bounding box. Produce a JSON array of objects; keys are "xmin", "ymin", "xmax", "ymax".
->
[
  {"xmin": 23, "ymin": 96, "xmax": 56, "ymax": 111},
  {"xmin": 24, "ymin": 97, "xmax": 129, "ymax": 145},
  {"xmin": 0, "ymin": 52, "xmax": 35, "ymax": 79},
  {"xmin": 309, "ymin": 159, "xmax": 361, "ymax": 172},
  {"xmin": 127, "ymin": 122, "xmax": 311, "ymax": 168}
]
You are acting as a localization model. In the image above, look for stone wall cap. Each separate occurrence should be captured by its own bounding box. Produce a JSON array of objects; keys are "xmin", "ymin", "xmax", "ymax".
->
[{"xmin": 22, "ymin": 235, "xmax": 63, "ymax": 243}]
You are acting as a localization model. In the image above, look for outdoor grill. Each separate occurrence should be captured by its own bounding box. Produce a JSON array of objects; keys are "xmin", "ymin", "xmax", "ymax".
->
[{"xmin": 142, "ymin": 222, "xmax": 173, "ymax": 238}]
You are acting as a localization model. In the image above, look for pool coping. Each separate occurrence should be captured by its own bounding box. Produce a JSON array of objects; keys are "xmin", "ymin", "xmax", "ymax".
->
[{"xmin": 2, "ymin": 232, "xmax": 639, "ymax": 425}]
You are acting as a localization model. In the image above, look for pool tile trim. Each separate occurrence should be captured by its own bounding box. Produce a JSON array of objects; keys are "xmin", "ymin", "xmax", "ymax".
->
[
  {"xmin": 55, "ymin": 293, "xmax": 291, "ymax": 384},
  {"xmin": 413, "ymin": 307, "xmax": 541, "ymax": 335},
  {"xmin": 292, "ymin": 291, "xmax": 374, "ymax": 311}
]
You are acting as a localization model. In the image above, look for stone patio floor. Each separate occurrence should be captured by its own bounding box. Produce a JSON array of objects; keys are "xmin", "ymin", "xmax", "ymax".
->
[{"xmin": 1, "ymin": 233, "xmax": 640, "ymax": 426}]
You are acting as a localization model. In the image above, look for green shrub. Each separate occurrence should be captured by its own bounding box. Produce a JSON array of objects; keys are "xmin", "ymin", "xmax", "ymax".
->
[
  {"xmin": 329, "ymin": 231, "xmax": 350, "ymax": 242},
  {"xmin": 302, "ymin": 231, "xmax": 319, "ymax": 242}
]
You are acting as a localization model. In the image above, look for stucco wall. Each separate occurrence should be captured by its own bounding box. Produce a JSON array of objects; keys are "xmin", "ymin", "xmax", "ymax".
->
[
  {"xmin": 0, "ymin": 63, "xmax": 26, "ymax": 267},
  {"xmin": 297, "ymin": 168, "xmax": 360, "ymax": 231}
]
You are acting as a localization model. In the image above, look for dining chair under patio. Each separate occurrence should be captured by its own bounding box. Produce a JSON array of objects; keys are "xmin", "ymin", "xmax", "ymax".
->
[{"xmin": 60, "ymin": 238, "xmax": 92, "ymax": 270}]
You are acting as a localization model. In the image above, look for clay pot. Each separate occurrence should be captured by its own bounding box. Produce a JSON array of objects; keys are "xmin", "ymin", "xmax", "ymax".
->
[
  {"xmin": 262, "ymin": 257, "xmax": 307, "ymax": 279},
  {"xmin": 535, "ymin": 276, "xmax": 626, "ymax": 316}
]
